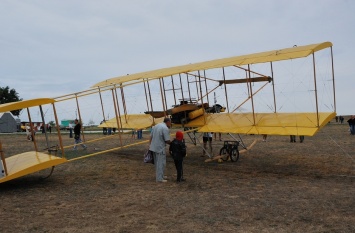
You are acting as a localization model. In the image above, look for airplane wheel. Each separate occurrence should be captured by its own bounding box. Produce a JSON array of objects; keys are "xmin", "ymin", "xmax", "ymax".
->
[
  {"xmin": 230, "ymin": 148, "xmax": 239, "ymax": 162},
  {"xmin": 219, "ymin": 147, "xmax": 229, "ymax": 161}
]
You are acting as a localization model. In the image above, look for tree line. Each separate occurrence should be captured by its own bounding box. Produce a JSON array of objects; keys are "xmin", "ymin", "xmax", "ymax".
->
[{"xmin": 0, "ymin": 86, "xmax": 22, "ymax": 116}]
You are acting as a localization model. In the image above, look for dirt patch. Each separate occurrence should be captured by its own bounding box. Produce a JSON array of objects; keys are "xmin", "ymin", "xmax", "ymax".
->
[{"xmin": 0, "ymin": 123, "xmax": 354, "ymax": 232}]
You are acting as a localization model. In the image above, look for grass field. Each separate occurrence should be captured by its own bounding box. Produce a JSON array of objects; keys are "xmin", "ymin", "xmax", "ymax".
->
[{"xmin": 0, "ymin": 121, "xmax": 354, "ymax": 232}]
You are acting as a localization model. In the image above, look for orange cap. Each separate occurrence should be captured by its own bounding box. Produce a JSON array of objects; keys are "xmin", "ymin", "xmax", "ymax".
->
[{"xmin": 176, "ymin": 130, "xmax": 183, "ymax": 141}]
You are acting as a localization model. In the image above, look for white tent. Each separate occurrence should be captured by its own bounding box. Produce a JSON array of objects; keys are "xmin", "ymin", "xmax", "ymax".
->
[{"xmin": 0, "ymin": 112, "xmax": 17, "ymax": 133}]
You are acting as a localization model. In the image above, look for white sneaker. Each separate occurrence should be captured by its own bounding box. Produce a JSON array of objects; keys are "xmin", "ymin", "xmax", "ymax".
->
[
  {"xmin": 163, "ymin": 176, "xmax": 168, "ymax": 179},
  {"xmin": 157, "ymin": 180, "xmax": 168, "ymax": 183}
]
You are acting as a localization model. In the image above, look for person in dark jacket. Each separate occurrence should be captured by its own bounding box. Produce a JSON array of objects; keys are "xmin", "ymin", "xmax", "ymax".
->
[
  {"xmin": 73, "ymin": 119, "xmax": 87, "ymax": 150},
  {"xmin": 169, "ymin": 131, "xmax": 187, "ymax": 182},
  {"xmin": 347, "ymin": 115, "xmax": 355, "ymax": 135}
]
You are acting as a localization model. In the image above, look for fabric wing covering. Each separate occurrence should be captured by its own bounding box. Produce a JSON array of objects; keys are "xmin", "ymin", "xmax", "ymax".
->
[
  {"xmin": 92, "ymin": 42, "xmax": 332, "ymax": 87},
  {"xmin": 98, "ymin": 114, "xmax": 163, "ymax": 130},
  {"xmin": 185, "ymin": 112, "xmax": 336, "ymax": 136}
]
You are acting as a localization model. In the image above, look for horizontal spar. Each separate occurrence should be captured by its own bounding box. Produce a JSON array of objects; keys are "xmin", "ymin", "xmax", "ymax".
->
[{"xmin": 218, "ymin": 76, "xmax": 272, "ymax": 86}]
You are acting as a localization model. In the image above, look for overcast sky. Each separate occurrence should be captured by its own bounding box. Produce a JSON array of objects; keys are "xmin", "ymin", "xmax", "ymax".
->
[{"xmin": 1, "ymin": 0, "xmax": 354, "ymax": 118}]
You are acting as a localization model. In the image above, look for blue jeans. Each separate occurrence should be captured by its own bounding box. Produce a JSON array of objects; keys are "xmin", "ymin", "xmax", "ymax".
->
[
  {"xmin": 74, "ymin": 137, "xmax": 87, "ymax": 149},
  {"xmin": 350, "ymin": 125, "xmax": 355, "ymax": 135}
]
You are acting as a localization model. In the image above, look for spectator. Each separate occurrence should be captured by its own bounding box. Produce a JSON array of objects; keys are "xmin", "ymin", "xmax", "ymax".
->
[
  {"xmin": 169, "ymin": 131, "xmax": 187, "ymax": 182},
  {"xmin": 290, "ymin": 135, "xmax": 296, "ymax": 143},
  {"xmin": 214, "ymin": 132, "xmax": 222, "ymax": 141},
  {"xmin": 137, "ymin": 129, "xmax": 143, "ymax": 139},
  {"xmin": 347, "ymin": 115, "xmax": 355, "ymax": 135},
  {"xmin": 262, "ymin": 134, "xmax": 267, "ymax": 142},
  {"xmin": 149, "ymin": 118, "xmax": 171, "ymax": 183},
  {"xmin": 202, "ymin": 132, "xmax": 213, "ymax": 156},
  {"xmin": 73, "ymin": 119, "xmax": 87, "ymax": 150}
]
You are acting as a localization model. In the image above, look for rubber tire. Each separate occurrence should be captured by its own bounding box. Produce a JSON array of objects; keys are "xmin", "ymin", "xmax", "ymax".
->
[
  {"xmin": 230, "ymin": 148, "xmax": 239, "ymax": 162},
  {"xmin": 219, "ymin": 147, "xmax": 229, "ymax": 161}
]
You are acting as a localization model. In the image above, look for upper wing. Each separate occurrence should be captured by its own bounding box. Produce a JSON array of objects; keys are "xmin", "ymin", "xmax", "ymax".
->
[{"xmin": 92, "ymin": 42, "xmax": 332, "ymax": 88}]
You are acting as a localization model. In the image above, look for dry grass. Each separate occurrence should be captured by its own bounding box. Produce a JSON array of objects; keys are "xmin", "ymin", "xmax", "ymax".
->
[{"xmin": 0, "ymin": 122, "xmax": 354, "ymax": 233}]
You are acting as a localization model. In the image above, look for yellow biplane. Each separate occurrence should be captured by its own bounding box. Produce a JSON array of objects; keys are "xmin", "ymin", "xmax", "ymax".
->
[{"xmin": 0, "ymin": 41, "xmax": 336, "ymax": 184}]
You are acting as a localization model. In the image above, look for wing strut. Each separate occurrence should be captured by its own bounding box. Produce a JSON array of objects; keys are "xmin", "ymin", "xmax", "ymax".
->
[{"xmin": 227, "ymin": 133, "xmax": 247, "ymax": 150}]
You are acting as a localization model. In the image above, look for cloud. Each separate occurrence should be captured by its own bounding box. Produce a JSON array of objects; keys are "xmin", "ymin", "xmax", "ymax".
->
[{"xmin": 0, "ymin": 0, "xmax": 354, "ymax": 116}]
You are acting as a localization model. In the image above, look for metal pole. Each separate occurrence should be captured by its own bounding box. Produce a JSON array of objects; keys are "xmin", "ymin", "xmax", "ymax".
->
[
  {"xmin": 198, "ymin": 70, "xmax": 206, "ymax": 124},
  {"xmin": 27, "ymin": 108, "xmax": 38, "ymax": 151},
  {"xmin": 162, "ymin": 78, "xmax": 168, "ymax": 111},
  {"xmin": 52, "ymin": 103, "xmax": 65, "ymax": 158},
  {"xmin": 159, "ymin": 78, "xmax": 167, "ymax": 116},
  {"xmin": 203, "ymin": 70, "xmax": 210, "ymax": 104},
  {"xmin": 247, "ymin": 65, "xmax": 256, "ymax": 125},
  {"xmin": 194, "ymin": 75, "xmax": 199, "ymax": 102},
  {"xmin": 312, "ymin": 53, "xmax": 320, "ymax": 127},
  {"xmin": 98, "ymin": 87, "xmax": 106, "ymax": 121},
  {"xmin": 171, "ymin": 75, "xmax": 177, "ymax": 106},
  {"xmin": 146, "ymin": 79, "xmax": 155, "ymax": 124},
  {"xmin": 112, "ymin": 89, "xmax": 123, "ymax": 146},
  {"xmin": 39, "ymin": 105, "xmax": 50, "ymax": 151},
  {"xmin": 222, "ymin": 67, "xmax": 230, "ymax": 113},
  {"xmin": 179, "ymin": 74, "xmax": 185, "ymax": 101},
  {"xmin": 270, "ymin": 62, "xmax": 277, "ymax": 113},
  {"xmin": 330, "ymin": 46, "xmax": 336, "ymax": 113},
  {"xmin": 186, "ymin": 73, "xmax": 192, "ymax": 101},
  {"xmin": 0, "ymin": 141, "xmax": 8, "ymax": 176},
  {"xmin": 120, "ymin": 84, "xmax": 128, "ymax": 123},
  {"xmin": 114, "ymin": 87, "xmax": 123, "ymax": 134},
  {"xmin": 143, "ymin": 81, "xmax": 150, "ymax": 112}
]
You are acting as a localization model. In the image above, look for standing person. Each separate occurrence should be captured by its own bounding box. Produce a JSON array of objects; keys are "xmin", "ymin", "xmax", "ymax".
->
[
  {"xmin": 214, "ymin": 132, "xmax": 222, "ymax": 141},
  {"xmin": 169, "ymin": 131, "xmax": 187, "ymax": 182},
  {"xmin": 262, "ymin": 134, "xmax": 268, "ymax": 142},
  {"xmin": 25, "ymin": 123, "xmax": 32, "ymax": 141},
  {"xmin": 73, "ymin": 119, "xmax": 87, "ymax": 150},
  {"xmin": 131, "ymin": 129, "xmax": 136, "ymax": 139},
  {"xmin": 149, "ymin": 118, "xmax": 171, "ymax": 183},
  {"xmin": 69, "ymin": 122, "xmax": 73, "ymax": 138},
  {"xmin": 290, "ymin": 135, "xmax": 296, "ymax": 143},
  {"xmin": 202, "ymin": 132, "xmax": 213, "ymax": 157},
  {"xmin": 299, "ymin": 135, "xmax": 304, "ymax": 143},
  {"xmin": 137, "ymin": 129, "xmax": 143, "ymax": 139},
  {"xmin": 347, "ymin": 115, "xmax": 355, "ymax": 135},
  {"xmin": 340, "ymin": 116, "xmax": 344, "ymax": 124}
]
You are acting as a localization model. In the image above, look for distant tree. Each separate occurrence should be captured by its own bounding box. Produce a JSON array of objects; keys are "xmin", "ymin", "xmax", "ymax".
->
[
  {"xmin": 0, "ymin": 86, "xmax": 23, "ymax": 116},
  {"xmin": 87, "ymin": 119, "xmax": 95, "ymax": 126}
]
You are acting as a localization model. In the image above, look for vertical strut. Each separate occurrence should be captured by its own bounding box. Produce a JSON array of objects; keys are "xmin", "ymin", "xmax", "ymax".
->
[
  {"xmin": 330, "ymin": 46, "xmax": 336, "ymax": 113},
  {"xmin": 98, "ymin": 87, "xmax": 106, "ymax": 121},
  {"xmin": 112, "ymin": 89, "xmax": 123, "ymax": 146},
  {"xmin": 312, "ymin": 53, "xmax": 320, "ymax": 127},
  {"xmin": 171, "ymin": 76, "xmax": 177, "ymax": 106},
  {"xmin": 27, "ymin": 108, "xmax": 38, "ymax": 151},
  {"xmin": 179, "ymin": 74, "xmax": 185, "ymax": 101},
  {"xmin": 52, "ymin": 103, "xmax": 65, "ymax": 158},
  {"xmin": 270, "ymin": 62, "xmax": 277, "ymax": 113},
  {"xmin": 247, "ymin": 65, "xmax": 256, "ymax": 125},
  {"xmin": 222, "ymin": 67, "xmax": 230, "ymax": 113},
  {"xmin": 120, "ymin": 84, "xmax": 128, "ymax": 123},
  {"xmin": 143, "ymin": 81, "xmax": 150, "ymax": 112},
  {"xmin": 203, "ymin": 70, "xmax": 209, "ymax": 104}
]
